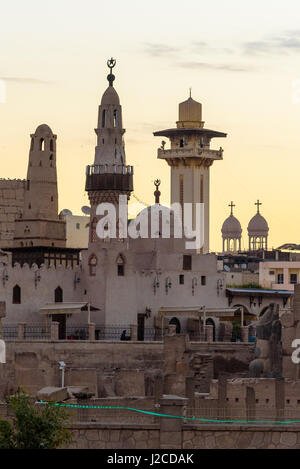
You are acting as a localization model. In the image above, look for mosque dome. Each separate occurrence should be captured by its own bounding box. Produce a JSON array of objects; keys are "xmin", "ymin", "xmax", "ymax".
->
[
  {"xmin": 221, "ymin": 215, "xmax": 242, "ymax": 238},
  {"xmin": 34, "ymin": 124, "xmax": 53, "ymax": 136},
  {"xmin": 248, "ymin": 213, "xmax": 269, "ymax": 236},
  {"xmin": 101, "ymin": 86, "xmax": 120, "ymax": 105}
]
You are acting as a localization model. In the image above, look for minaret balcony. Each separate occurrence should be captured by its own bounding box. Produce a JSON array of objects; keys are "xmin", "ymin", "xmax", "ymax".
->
[
  {"xmin": 157, "ymin": 146, "xmax": 223, "ymax": 161},
  {"xmin": 85, "ymin": 164, "xmax": 134, "ymax": 192}
]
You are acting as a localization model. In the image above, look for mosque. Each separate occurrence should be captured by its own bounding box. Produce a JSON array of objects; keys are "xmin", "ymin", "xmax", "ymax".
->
[{"xmin": 0, "ymin": 58, "xmax": 289, "ymax": 340}]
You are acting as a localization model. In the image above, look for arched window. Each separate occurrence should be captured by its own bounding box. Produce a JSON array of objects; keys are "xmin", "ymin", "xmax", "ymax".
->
[
  {"xmin": 13, "ymin": 285, "xmax": 21, "ymax": 304},
  {"xmin": 28, "ymin": 203, "xmax": 31, "ymax": 209},
  {"xmin": 90, "ymin": 217, "xmax": 98, "ymax": 243},
  {"xmin": 55, "ymin": 286, "xmax": 63, "ymax": 303},
  {"xmin": 169, "ymin": 317, "xmax": 181, "ymax": 333},
  {"xmin": 116, "ymin": 254, "xmax": 125, "ymax": 276},
  {"xmin": 49, "ymin": 154, "xmax": 53, "ymax": 160},
  {"xmin": 113, "ymin": 109, "xmax": 118, "ymax": 128},
  {"xmin": 88, "ymin": 254, "xmax": 98, "ymax": 276},
  {"xmin": 51, "ymin": 196, "xmax": 54, "ymax": 202},
  {"xmin": 102, "ymin": 109, "xmax": 106, "ymax": 128},
  {"xmin": 40, "ymin": 138, "xmax": 45, "ymax": 151},
  {"xmin": 50, "ymin": 139, "xmax": 54, "ymax": 151}
]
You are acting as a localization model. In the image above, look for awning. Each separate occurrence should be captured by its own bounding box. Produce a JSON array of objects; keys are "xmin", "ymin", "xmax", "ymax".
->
[
  {"xmin": 157, "ymin": 306, "xmax": 241, "ymax": 319},
  {"xmin": 40, "ymin": 302, "xmax": 99, "ymax": 315}
]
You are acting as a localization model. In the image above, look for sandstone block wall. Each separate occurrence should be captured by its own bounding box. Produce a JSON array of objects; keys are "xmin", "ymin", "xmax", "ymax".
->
[{"xmin": 0, "ymin": 179, "xmax": 26, "ymax": 247}]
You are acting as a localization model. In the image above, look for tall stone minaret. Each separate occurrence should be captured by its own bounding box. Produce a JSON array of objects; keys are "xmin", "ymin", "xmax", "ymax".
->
[
  {"xmin": 154, "ymin": 93, "xmax": 227, "ymax": 253},
  {"xmin": 86, "ymin": 58, "xmax": 134, "ymax": 245},
  {"xmin": 13, "ymin": 124, "xmax": 66, "ymax": 247}
]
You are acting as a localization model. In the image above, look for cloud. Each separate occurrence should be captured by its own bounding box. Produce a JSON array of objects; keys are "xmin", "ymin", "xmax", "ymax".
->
[
  {"xmin": 244, "ymin": 30, "xmax": 300, "ymax": 55},
  {"xmin": 178, "ymin": 61, "xmax": 253, "ymax": 72},
  {"xmin": 0, "ymin": 77, "xmax": 52, "ymax": 84},
  {"xmin": 142, "ymin": 43, "xmax": 181, "ymax": 57}
]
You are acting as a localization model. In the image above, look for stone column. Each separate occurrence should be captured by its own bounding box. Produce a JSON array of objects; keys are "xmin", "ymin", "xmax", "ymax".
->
[
  {"xmin": 51, "ymin": 321, "xmax": 59, "ymax": 341},
  {"xmin": 159, "ymin": 395, "xmax": 188, "ymax": 449},
  {"xmin": 18, "ymin": 323, "xmax": 26, "ymax": 341},
  {"xmin": 154, "ymin": 375, "xmax": 164, "ymax": 403},
  {"xmin": 205, "ymin": 325, "xmax": 213, "ymax": 343},
  {"xmin": 88, "ymin": 323, "xmax": 96, "ymax": 341},
  {"xmin": 241, "ymin": 326, "xmax": 249, "ymax": 343},
  {"xmin": 130, "ymin": 324, "xmax": 138, "ymax": 341}
]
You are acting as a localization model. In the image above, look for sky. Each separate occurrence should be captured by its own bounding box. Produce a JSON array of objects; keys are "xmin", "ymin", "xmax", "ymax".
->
[{"xmin": 1, "ymin": 0, "xmax": 300, "ymax": 252}]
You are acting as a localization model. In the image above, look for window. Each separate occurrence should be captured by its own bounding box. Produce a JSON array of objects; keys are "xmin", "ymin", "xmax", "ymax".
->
[
  {"xmin": 183, "ymin": 255, "xmax": 192, "ymax": 271},
  {"xmin": 180, "ymin": 138, "xmax": 185, "ymax": 148},
  {"xmin": 201, "ymin": 276, "xmax": 206, "ymax": 286},
  {"xmin": 76, "ymin": 223, "xmax": 80, "ymax": 230},
  {"xmin": 88, "ymin": 254, "xmax": 97, "ymax": 276},
  {"xmin": 27, "ymin": 180, "xmax": 30, "ymax": 191},
  {"xmin": 13, "ymin": 285, "xmax": 21, "ymax": 304},
  {"xmin": 179, "ymin": 174, "xmax": 184, "ymax": 210},
  {"xmin": 113, "ymin": 109, "xmax": 118, "ymax": 127},
  {"xmin": 277, "ymin": 273, "xmax": 284, "ymax": 284},
  {"xmin": 28, "ymin": 203, "xmax": 31, "ymax": 209},
  {"xmin": 50, "ymin": 139, "xmax": 54, "ymax": 151},
  {"xmin": 179, "ymin": 274, "xmax": 184, "ymax": 285},
  {"xmin": 290, "ymin": 273, "xmax": 298, "ymax": 284},
  {"xmin": 277, "ymin": 272, "xmax": 285, "ymax": 284},
  {"xmin": 39, "ymin": 138, "xmax": 45, "ymax": 151},
  {"xmin": 102, "ymin": 110, "xmax": 106, "ymax": 127},
  {"xmin": 269, "ymin": 270, "xmax": 275, "ymax": 275},
  {"xmin": 54, "ymin": 286, "xmax": 63, "ymax": 303},
  {"xmin": 51, "ymin": 196, "xmax": 54, "ymax": 202},
  {"xmin": 116, "ymin": 254, "xmax": 125, "ymax": 276}
]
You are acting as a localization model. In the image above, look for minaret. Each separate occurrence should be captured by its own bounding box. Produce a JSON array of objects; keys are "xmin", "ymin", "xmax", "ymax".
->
[
  {"xmin": 85, "ymin": 58, "xmax": 134, "ymax": 245},
  {"xmin": 154, "ymin": 92, "xmax": 226, "ymax": 253},
  {"xmin": 13, "ymin": 124, "xmax": 66, "ymax": 247}
]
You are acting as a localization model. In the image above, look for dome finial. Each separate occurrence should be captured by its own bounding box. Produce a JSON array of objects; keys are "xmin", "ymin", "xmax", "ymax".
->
[
  {"xmin": 228, "ymin": 201, "xmax": 235, "ymax": 216},
  {"xmin": 255, "ymin": 199, "xmax": 262, "ymax": 214},
  {"xmin": 154, "ymin": 179, "xmax": 161, "ymax": 204},
  {"xmin": 189, "ymin": 87, "xmax": 192, "ymax": 98},
  {"xmin": 107, "ymin": 57, "xmax": 116, "ymax": 86}
]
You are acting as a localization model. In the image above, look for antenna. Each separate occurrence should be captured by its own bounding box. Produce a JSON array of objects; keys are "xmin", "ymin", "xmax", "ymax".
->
[{"xmin": 81, "ymin": 206, "xmax": 91, "ymax": 215}]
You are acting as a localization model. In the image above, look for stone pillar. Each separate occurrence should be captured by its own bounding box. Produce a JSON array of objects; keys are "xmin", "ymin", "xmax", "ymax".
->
[
  {"xmin": 154, "ymin": 375, "xmax": 164, "ymax": 403},
  {"xmin": 159, "ymin": 395, "xmax": 188, "ymax": 449},
  {"xmin": 130, "ymin": 324, "xmax": 138, "ymax": 341},
  {"xmin": 18, "ymin": 323, "xmax": 26, "ymax": 341},
  {"xmin": 246, "ymin": 386, "xmax": 256, "ymax": 422},
  {"xmin": 51, "ymin": 321, "xmax": 59, "ymax": 341},
  {"xmin": 205, "ymin": 325, "xmax": 213, "ymax": 342},
  {"xmin": 88, "ymin": 323, "xmax": 96, "ymax": 341},
  {"xmin": 275, "ymin": 378, "xmax": 285, "ymax": 421},
  {"xmin": 241, "ymin": 327, "xmax": 249, "ymax": 343}
]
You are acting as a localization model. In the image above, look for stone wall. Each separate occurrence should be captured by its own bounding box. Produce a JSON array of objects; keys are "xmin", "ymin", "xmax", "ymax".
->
[
  {"xmin": 64, "ymin": 422, "xmax": 300, "ymax": 449},
  {"xmin": 0, "ymin": 179, "xmax": 26, "ymax": 248}
]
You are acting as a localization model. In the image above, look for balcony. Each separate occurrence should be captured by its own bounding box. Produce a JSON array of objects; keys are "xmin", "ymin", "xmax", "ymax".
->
[
  {"xmin": 85, "ymin": 164, "xmax": 134, "ymax": 192},
  {"xmin": 157, "ymin": 146, "xmax": 223, "ymax": 161}
]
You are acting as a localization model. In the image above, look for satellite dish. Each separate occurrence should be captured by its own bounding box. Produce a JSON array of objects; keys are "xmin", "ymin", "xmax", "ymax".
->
[
  {"xmin": 61, "ymin": 209, "xmax": 73, "ymax": 216},
  {"xmin": 81, "ymin": 206, "xmax": 91, "ymax": 215},
  {"xmin": 224, "ymin": 265, "xmax": 230, "ymax": 272}
]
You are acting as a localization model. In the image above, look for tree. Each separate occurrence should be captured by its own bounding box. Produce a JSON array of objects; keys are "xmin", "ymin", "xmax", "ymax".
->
[{"xmin": 0, "ymin": 391, "xmax": 72, "ymax": 449}]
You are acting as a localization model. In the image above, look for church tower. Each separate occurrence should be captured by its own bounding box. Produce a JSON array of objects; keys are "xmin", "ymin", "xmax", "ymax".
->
[
  {"xmin": 85, "ymin": 58, "xmax": 133, "ymax": 245},
  {"xmin": 221, "ymin": 202, "xmax": 242, "ymax": 253},
  {"xmin": 13, "ymin": 124, "xmax": 66, "ymax": 248},
  {"xmin": 154, "ymin": 93, "xmax": 226, "ymax": 253}
]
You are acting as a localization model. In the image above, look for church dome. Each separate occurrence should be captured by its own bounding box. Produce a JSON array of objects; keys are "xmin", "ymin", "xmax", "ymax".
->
[
  {"xmin": 222, "ymin": 215, "xmax": 242, "ymax": 237},
  {"xmin": 101, "ymin": 86, "xmax": 120, "ymax": 105},
  {"xmin": 248, "ymin": 212, "xmax": 269, "ymax": 235}
]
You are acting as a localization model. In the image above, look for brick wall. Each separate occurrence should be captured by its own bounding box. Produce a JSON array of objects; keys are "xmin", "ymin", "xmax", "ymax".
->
[{"xmin": 0, "ymin": 179, "xmax": 26, "ymax": 247}]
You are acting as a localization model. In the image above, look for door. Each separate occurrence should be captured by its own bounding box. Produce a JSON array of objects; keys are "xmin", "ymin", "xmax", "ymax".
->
[
  {"xmin": 52, "ymin": 314, "xmax": 66, "ymax": 340},
  {"xmin": 137, "ymin": 314, "xmax": 145, "ymax": 341}
]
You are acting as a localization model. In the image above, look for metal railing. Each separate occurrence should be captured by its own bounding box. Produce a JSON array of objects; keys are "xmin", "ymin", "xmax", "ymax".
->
[
  {"xmin": 2, "ymin": 325, "xmax": 18, "ymax": 340},
  {"xmin": 24, "ymin": 324, "xmax": 50, "ymax": 340},
  {"xmin": 185, "ymin": 406, "xmax": 300, "ymax": 423},
  {"xmin": 86, "ymin": 164, "xmax": 134, "ymax": 176},
  {"xmin": 66, "ymin": 325, "xmax": 89, "ymax": 340},
  {"xmin": 95, "ymin": 325, "xmax": 131, "ymax": 341}
]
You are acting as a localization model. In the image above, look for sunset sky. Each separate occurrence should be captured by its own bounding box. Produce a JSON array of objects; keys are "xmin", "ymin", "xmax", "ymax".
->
[{"xmin": 1, "ymin": 0, "xmax": 300, "ymax": 251}]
